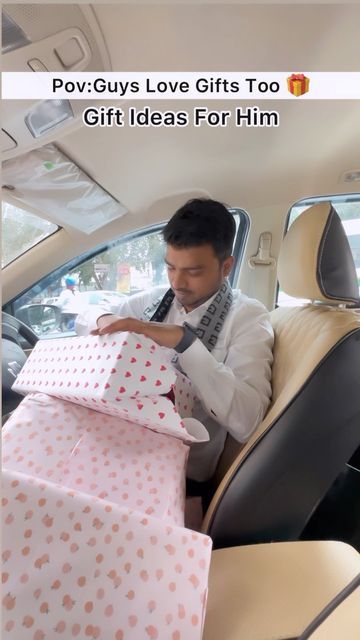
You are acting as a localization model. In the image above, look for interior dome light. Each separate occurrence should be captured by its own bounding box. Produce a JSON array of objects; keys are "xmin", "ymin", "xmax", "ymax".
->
[{"xmin": 24, "ymin": 99, "xmax": 74, "ymax": 138}]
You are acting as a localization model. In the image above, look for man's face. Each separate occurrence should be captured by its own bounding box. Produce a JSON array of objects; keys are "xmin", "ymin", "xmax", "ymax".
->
[{"xmin": 165, "ymin": 244, "xmax": 233, "ymax": 312}]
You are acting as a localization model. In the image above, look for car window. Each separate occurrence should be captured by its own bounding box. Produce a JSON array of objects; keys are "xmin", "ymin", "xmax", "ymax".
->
[
  {"xmin": 5, "ymin": 209, "xmax": 248, "ymax": 338},
  {"xmin": 2, "ymin": 201, "xmax": 58, "ymax": 267},
  {"xmin": 277, "ymin": 196, "xmax": 360, "ymax": 307}
]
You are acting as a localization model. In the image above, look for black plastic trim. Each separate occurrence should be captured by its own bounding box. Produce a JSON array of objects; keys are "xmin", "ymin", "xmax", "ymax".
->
[{"xmin": 298, "ymin": 573, "xmax": 360, "ymax": 639}]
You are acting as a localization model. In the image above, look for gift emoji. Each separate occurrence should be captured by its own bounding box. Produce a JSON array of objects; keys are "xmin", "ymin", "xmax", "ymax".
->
[{"xmin": 287, "ymin": 73, "xmax": 310, "ymax": 97}]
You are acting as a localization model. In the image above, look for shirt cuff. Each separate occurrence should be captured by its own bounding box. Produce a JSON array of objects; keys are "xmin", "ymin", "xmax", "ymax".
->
[
  {"xmin": 178, "ymin": 335, "xmax": 212, "ymax": 369},
  {"xmin": 74, "ymin": 307, "xmax": 110, "ymax": 335}
]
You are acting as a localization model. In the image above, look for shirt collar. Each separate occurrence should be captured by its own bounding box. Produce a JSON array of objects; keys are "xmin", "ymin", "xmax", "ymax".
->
[{"xmin": 172, "ymin": 289, "xmax": 219, "ymax": 317}]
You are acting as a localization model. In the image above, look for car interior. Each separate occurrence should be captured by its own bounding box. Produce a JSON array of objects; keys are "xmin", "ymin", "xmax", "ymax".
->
[{"xmin": 2, "ymin": 3, "xmax": 360, "ymax": 638}]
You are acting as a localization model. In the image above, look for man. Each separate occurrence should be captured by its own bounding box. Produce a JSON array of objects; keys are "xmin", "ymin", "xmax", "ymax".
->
[
  {"xmin": 91, "ymin": 199, "xmax": 274, "ymax": 483},
  {"xmin": 57, "ymin": 276, "xmax": 77, "ymax": 331}
]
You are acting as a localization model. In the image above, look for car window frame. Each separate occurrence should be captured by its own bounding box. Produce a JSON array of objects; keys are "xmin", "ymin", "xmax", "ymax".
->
[
  {"xmin": 3, "ymin": 208, "xmax": 250, "ymax": 318},
  {"xmin": 2, "ymin": 199, "xmax": 61, "ymax": 268}
]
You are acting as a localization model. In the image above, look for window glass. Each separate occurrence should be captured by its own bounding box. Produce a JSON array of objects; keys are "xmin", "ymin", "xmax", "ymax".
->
[
  {"xmin": 5, "ymin": 210, "xmax": 247, "ymax": 339},
  {"xmin": 277, "ymin": 196, "xmax": 360, "ymax": 307},
  {"xmin": 2, "ymin": 201, "xmax": 58, "ymax": 267}
]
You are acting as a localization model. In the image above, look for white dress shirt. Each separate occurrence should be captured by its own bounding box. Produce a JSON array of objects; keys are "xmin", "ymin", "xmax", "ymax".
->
[{"xmin": 79, "ymin": 286, "xmax": 274, "ymax": 482}]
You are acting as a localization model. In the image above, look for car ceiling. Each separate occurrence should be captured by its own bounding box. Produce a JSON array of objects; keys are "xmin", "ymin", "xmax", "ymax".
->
[
  {"xmin": 3, "ymin": 4, "xmax": 360, "ymax": 212},
  {"xmin": 58, "ymin": 4, "xmax": 360, "ymax": 214},
  {"xmin": 2, "ymin": 3, "xmax": 360, "ymax": 305}
]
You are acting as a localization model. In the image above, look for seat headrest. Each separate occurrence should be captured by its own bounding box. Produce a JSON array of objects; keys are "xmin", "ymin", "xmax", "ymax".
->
[{"xmin": 278, "ymin": 202, "xmax": 359, "ymax": 306}]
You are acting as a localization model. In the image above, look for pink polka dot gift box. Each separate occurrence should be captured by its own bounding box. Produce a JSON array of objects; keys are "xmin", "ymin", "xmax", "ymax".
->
[
  {"xmin": 3, "ymin": 393, "xmax": 188, "ymax": 526},
  {"xmin": 2, "ymin": 467, "xmax": 212, "ymax": 640}
]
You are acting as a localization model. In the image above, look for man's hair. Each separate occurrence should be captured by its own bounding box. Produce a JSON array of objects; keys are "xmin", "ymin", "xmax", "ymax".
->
[{"xmin": 163, "ymin": 198, "xmax": 236, "ymax": 262}]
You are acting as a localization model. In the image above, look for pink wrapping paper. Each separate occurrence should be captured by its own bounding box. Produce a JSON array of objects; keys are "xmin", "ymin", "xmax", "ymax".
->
[
  {"xmin": 13, "ymin": 332, "xmax": 176, "ymax": 402},
  {"xmin": 174, "ymin": 373, "xmax": 197, "ymax": 418},
  {"xmin": 3, "ymin": 393, "xmax": 188, "ymax": 526},
  {"xmin": 3, "ymin": 336, "xmax": 213, "ymax": 637},
  {"xmin": 12, "ymin": 334, "xmax": 206, "ymax": 443},
  {"xmin": 2, "ymin": 468, "xmax": 212, "ymax": 639}
]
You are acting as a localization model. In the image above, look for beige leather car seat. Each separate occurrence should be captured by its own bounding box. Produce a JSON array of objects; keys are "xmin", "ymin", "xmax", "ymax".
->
[
  {"xmin": 203, "ymin": 203, "xmax": 360, "ymax": 548},
  {"xmin": 203, "ymin": 540, "xmax": 360, "ymax": 640},
  {"xmin": 301, "ymin": 572, "xmax": 360, "ymax": 640}
]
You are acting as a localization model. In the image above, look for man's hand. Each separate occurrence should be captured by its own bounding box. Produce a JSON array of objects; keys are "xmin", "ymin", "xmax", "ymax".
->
[
  {"xmin": 91, "ymin": 315, "xmax": 185, "ymax": 349},
  {"xmin": 94, "ymin": 314, "xmax": 119, "ymax": 332}
]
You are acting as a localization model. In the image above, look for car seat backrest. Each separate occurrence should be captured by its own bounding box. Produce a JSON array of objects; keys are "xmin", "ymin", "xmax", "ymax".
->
[
  {"xmin": 269, "ymin": 304, "xmax": 359, "ymax": 413},
  {"xmin": 203, "ymin": 203, "xmax": 360, "ymax": 548}
]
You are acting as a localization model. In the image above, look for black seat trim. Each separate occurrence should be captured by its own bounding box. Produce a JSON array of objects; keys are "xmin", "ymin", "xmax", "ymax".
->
[{"xmin": 206, "ymin": 329, "xmax": 360, "ymax": 549}]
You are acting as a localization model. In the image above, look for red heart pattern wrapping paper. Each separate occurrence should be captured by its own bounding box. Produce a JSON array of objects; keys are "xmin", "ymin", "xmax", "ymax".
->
[
  {"xmin": 13, "ymin": 332, "xmax": 176, "ymax": 403},
  {"xmin": 12, "ymin": 333, "xmax": 207, "ymax": 444}
]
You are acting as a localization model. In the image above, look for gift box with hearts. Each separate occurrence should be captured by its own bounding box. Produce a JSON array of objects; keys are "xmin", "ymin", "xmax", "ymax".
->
[
  {"xmin": 13, "ymin": 332, "xmax": 177, "ymax": 402},
  {"xmin": 12, "ymin": 334, "xmax": 208, "ymax": 444},
  {"xmin": 2, "ymin": 467, "xmax": 212, "ymax": 640},
  {"xmin": 173, "ymin": 373, "xmax": 197, "ymax": 418},
  {"xmin": 3, "ymin": 392, "xmax": 188, "ymax": 525}
]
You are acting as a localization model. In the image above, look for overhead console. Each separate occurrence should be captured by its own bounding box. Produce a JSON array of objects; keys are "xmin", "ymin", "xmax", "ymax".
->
[{"xmin": 2, "ymin": 4, "xmax": 111, "ymax": 159}]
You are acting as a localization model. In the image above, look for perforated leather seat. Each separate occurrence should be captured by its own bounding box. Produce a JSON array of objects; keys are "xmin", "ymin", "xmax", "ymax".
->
[{"xmin": 202, "ymin": 202, "xmax": 360, "ymax": 549}]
